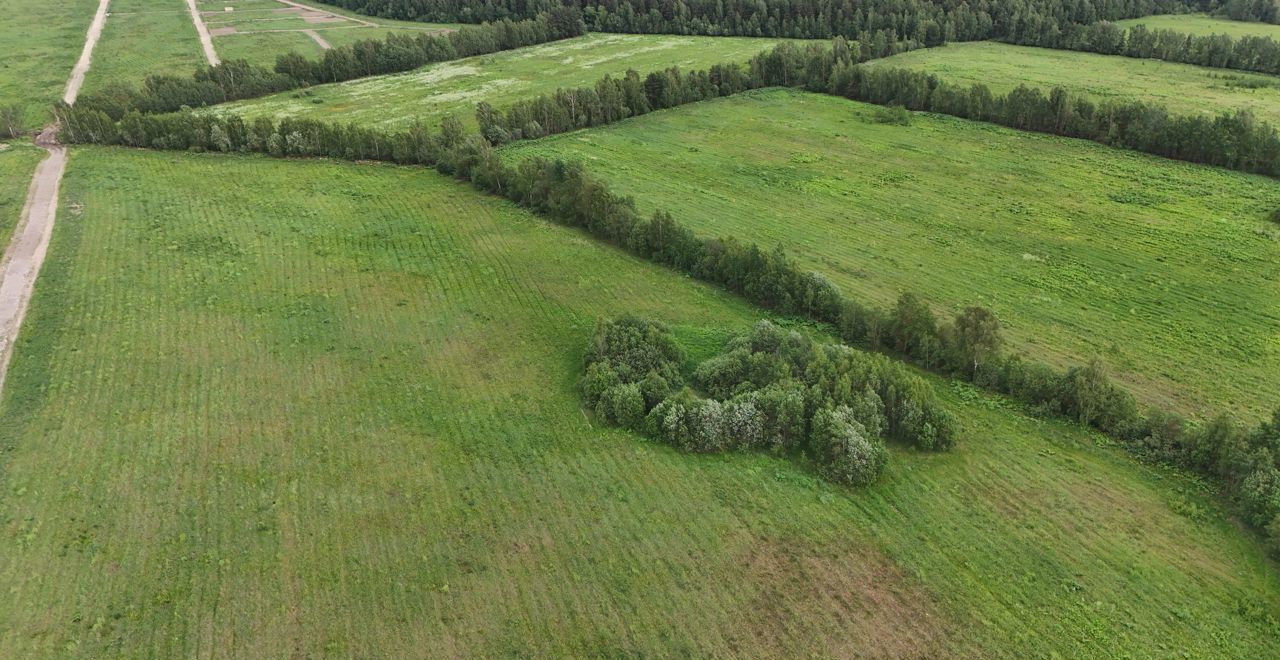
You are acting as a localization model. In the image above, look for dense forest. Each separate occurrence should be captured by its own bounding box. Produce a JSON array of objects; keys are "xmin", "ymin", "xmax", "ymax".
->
[{"xmin": 326, "ymin": 0, "xmax": 1210, "ymax": 40}]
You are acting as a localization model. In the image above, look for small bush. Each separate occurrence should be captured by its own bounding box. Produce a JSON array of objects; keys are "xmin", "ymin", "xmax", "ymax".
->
[
  {"xmin": 812, "ymin": 406, "xmax": 887, "ymax": 486},
  {"xmin": 873, "ymin": 104, "xmax": 911, "ymax": 126}
]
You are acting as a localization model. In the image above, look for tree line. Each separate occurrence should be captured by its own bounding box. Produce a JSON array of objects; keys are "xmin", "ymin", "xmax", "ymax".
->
[
  {"xmin": 583, "ymin": 316, "xmax": 954, "ymax": 486},
  {"xmin": 54, "ymin": 62, "xmax": 1280, "ymax": 556},
  {"xmin": 468, "ymin": 41, "xmax": 1280, "ymax": 177},
  {"xmin": 73, "ymin": 10, "xmax": 585, "ymax": 121},
  {"xmin": 1009, "ymin": 19, "xmax": 1280, "ymax": 75},
  {"xmin": 323, "ymin": 0, "xmax": 1202, "ymax": 42}
]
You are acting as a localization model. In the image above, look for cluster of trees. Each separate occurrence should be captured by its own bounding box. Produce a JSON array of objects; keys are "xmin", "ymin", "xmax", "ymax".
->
[
  {"xmin": 56, "ymin": 67, "xmax": 1280, "ymax": 554},
  {"xmin": 1217, "ymin": 0, "xmax": 1280, "ymax": 23},
  {"xmin": 1012, "ymin": 19, "xmax": 1280, "ymax": 75},
  {"xmin": 73, "ymin": 12, "xmax": 584, "ymax": 120},
  {"xmin": 582, "ymin": 317, "xmax": 954, "ymax": 486},
  {"xmin": 324, "ymin": 0, "xmax": 1200, "ymax": 42}
]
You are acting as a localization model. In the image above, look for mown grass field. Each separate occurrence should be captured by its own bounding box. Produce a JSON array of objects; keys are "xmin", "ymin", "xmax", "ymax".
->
[
  {"xmin": 81, "ymin": 0, "xmax": 206, "ymax": 94},
  {"xmin": 0, "ymin": 147, "xmax": 1275, "ymax": 656},
  {"xmin": 213, "ymin": 33, "xmax": 800, "ymax": 129},
  {"xmin": 504, "ymin": 89, "xmax": 1280, "ymax": 421},
  {"xmin": 870, "ymin": 41, "xmax": 1280, "ymax": 125},
  {"xmin": 0, "ymin": 141, "xmax": 46, "ymax": 246},
  {"xmin": 0, "ymin": 0, "xmax": 100, "ymax": 128},
  {"xmin": 1116, "ymin": 12, "xmax": 1280, "ymax": 38}
]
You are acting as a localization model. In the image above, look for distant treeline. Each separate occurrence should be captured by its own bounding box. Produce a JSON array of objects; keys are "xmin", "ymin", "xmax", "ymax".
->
[
  {"xmin": 1010, "ymin": 19, "xmax": 1280, "ymax": 75},
  {"xmin": 73, "ymin": 10, "xmax": 585, "ymax": 120},
  {"xmin": 55, "ymin": 55, "xmax": 1280, "ymax": 556},
  {"xmin": 476, "ymin": 41, "xmax": 1280, "ymax": 177},
  {"xmin": 585, "ymin": 317, "xmax": 954, "ymax": 486},
  {"xmin": 323, "ymin": 0, "xmax": 1200, "ymax": 42}
]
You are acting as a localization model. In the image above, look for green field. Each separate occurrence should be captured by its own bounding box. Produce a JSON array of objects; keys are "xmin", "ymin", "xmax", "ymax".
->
[
  {"xmin": 82, "ymin": 0, "xmax": 206, "ymax": 94},
  {"xmin": 0, "ymin": 146, "xmax": 1275, "ymax": 656},
  {"xmin": 1116, "ymin": 12, "xmax": 1280, "ymax": 38},
  {"xmin": 504, "ymin": 89, "xmax": 1280, "ymax": 421},
  {"xmin": 0, "ymin": 0, "xmax": 101, "ymax": 128},
  {"xmin": 212, "ymin": 33, "xmax": 800, "ymax": 129},
  {"xmin": 0, "ymin": 141, "xmax": 46, "ymax": 246},
  {"xmin": 870, "ymin": 41, "xmax": 1280, "ymax": 125}
]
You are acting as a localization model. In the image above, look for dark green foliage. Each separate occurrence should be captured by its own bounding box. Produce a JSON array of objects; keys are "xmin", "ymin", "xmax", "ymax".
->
[
  {"xmin": 1015, "ymin": 20, "xmax": 1280, "ymax": 76},
  {"xmin": 811, "ymin": 406, "xmax": 888, "ymax": 485}
]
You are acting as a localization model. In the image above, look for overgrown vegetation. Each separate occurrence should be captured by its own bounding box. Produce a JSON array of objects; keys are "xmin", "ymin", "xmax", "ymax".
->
[{"xmin": 583, "ymin": 317, "xmax": 953, "ymax": 484}]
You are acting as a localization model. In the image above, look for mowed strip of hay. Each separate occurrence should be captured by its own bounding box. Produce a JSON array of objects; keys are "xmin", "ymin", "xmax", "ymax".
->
[
  {"xmin": 1115, "ymin": 12, "xmax": 1280, "ymax": 39},
  {"xmin": 869, "ymin": 41, "xmax": 1280, "ymax": 125},
  {"xmin": 0, "ymin": 147, "xmax": 1276, "ymax": 657},
  {"xmin": 0, "ymin": 0, "xmax": 103, "ymax": 127},
  {"xmin": 210, "ymin": 32, "xmax": 805, "ymax": 129},
  {"xmin": 503, "ymin": 89, "xmax": 1280, "ymax": 420}
]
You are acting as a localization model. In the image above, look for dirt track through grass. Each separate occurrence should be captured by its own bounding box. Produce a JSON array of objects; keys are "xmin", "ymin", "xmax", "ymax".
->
[
  {"xmin": 62, "ymin": 0, "xmax": 111, "ymax": 104},
  {"xmin": 185, "ymin": 0, "xmax": 219, "ymax": 64}
]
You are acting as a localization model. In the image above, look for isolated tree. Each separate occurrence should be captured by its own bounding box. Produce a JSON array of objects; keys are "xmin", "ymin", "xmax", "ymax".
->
[
  {"xmin": 951, "ymin": 306, "xmax": 1003, "ymax": 375},
  {"xmin": 1, "ymin": 104, "xmax": 24, "ymax": 139}
]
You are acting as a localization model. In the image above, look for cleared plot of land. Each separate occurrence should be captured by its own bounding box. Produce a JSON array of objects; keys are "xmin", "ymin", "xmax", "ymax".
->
[
  {"xmin": 0, "ymin": 0, "xmax": 102, "ymax": 128},
  {"xmin": 82, "ymin": 0, "xmax": 207, "ymax": 93},
  {"xmin": 0, "ymin": 142, "xmax": 47, "ymax": 247},
  {"xmin": 0, "ymin": 147, "xmax": 1276, "ymax": 656},
  {"xmin": 505, "ymin": 89, "xmax": 1280, "ymax": 420},
  {"xmin": 214, "ymin": 33, "xmax": 800, "ymax": 129},
  {"xmin": 206, "ymin": 0, "xmax": 455, "ymax": 68},
  {"xmin": 1116, "ymin": 12, "xmax": 1280, "ymax": 38},
  {"xmin": 871, "ymin": 42, "xmax": 1280, "ymax": 125}
]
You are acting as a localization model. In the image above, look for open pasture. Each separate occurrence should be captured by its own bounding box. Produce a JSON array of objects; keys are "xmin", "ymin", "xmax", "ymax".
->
[
  {"xmin": 504, "ymin": 89, "xmax": 1280, "ymax": 420},
  {"xmin": 81, "ymin": 0, "xmax": 206, "ymax": 93},
  {"xmin": 0, "ymin": 147, "xmax": 1275, "ymax": 656},
  {"xmin": 0, "ymin": 0, "xmax": 102, "ymax": 128},
  {"xmin": 1116, "ymin": 13, "xmax": 1280, "ymax": 38},
  {"xmin": 212, "ymin": 33, "xmax": 800, "ymax": 129},
  {"xmin": 205, "ymin": 0, "xmax": 455, "ymax": 68},
  {"xmin": 870, "ymin": 41, "xmax": 1280, "ymax": 125}
]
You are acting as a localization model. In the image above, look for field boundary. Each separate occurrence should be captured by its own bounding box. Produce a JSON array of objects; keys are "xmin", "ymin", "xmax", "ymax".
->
[
  {"xmin": 63, "ymin": 0, "xmax": 111, "ymax": 105},
  {"xmin": 185, "ymin": 0, "xmax": 221, "ymax": 65}
]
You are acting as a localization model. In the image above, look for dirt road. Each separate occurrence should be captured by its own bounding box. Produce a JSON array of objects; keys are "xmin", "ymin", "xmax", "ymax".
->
[
  {"xmin": 185, "ymin": 0, "xmax": 220, "ymax": 66},
  {"xmin": 0, "ymin": 128, "xmax": 66, "ymax": 394},
  {"xmin": 63, "ymin": 0, "xmax": 111, "ymax": 104},
  {"xmin": 303, "ymin": 29, "xmax": 332, "ymax": 49}
]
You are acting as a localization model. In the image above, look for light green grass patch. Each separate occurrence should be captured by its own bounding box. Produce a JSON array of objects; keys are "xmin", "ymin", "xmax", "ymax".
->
[
  {"xmin": 870, "ymin": 41, "xmax": 1280, "ymax": 125},
  {"xmin": 0, "ymin": 0, "xmax": 102, "ymax": 128},
  {"xmin": 504, "ymin": 89, "xmax": 1280, "ymax": 420},
  {"xmin": 213, "ymin": 33, "xmax": 804, "ymax": 129},
  {"xmin": 1116, "ymin": 12, "xmax": 1280, "ymax": 39},
  {"xmin": 82, "ymin": 0, "xmax": 206, "ymax": 94},
  {"xmin": 0, "ymin": 140, "xmax": 46, "ymax": 247},
  {"xmin": 0, "ymin": 146, "xmax": 1275, "ymax": 657},
  {"xmin": 214, "ymin": 29, "xmax": 326, "ymax": 67}
]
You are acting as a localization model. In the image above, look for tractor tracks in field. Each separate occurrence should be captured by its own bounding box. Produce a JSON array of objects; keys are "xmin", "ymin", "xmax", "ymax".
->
[{"xmin": 0, "ymin": 1, "xmax": 108, "ymax": 397}]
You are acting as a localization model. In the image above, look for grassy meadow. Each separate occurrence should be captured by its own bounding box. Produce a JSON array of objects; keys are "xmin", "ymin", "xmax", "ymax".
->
[
  {"xmin": 1116, "ymin": 12, "xmax": 1280, "ymax": 38},
  {"xmin": 870, "ymin": 41, "xmax": 1280, "ymax": 125},
  {"xmin": 81, "ymin": 0, "xmax": 206, "ymax": 94},
  {"xmin": 0, "ymin": 141, "xmax": 46, "ymax": 246},
  {"xmin": 503, "ymin": 89, "xmax": 1280, "ymax": 421},
  {"xmin": 0, "ymin": 147, "xmax": 1275, "ymax": 656},
  {"xmin": 212, "ymin": 33, "xmax": 800, "ymax": 129},
  {"xmin": 0, "ymin": 0, "xmax": 101, "ymax": 128}
]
